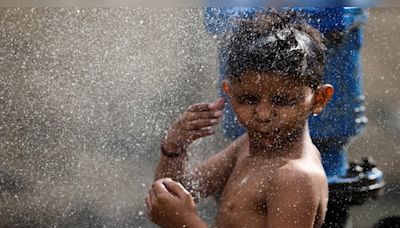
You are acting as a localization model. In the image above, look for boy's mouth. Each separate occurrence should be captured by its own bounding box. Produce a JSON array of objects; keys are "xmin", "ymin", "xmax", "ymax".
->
[
  {"xmin": 252, "ymin": 130, "xmax": 274, "ymax": 139},
  {"xmin": 250, "ymin": 125, "xmax": 283, "ymax": 138},
  {"xmin": 252, "ymin": 125, "xmax": 275, "ymax": 134}
]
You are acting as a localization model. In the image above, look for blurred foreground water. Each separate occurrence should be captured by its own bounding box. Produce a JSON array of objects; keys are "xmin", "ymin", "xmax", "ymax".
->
[{"xmin": 0, "ymin": 8, "xmax": 399, "ymax": 227}]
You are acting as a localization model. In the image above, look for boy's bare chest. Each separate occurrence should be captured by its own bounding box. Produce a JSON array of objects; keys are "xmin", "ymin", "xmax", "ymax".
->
[{"xmin": 215, "ymin": 160, "xmax": 276, "ymax": 227}]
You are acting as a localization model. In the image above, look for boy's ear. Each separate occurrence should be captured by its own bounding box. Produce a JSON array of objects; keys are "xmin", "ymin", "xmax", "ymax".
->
[
  {"xmin": 312, "ymin": 84, "xmax": 334, "ymax": 115},
  {"xmin": 222, "ymin": 80, "xmax": 232, "ymax": 97}
]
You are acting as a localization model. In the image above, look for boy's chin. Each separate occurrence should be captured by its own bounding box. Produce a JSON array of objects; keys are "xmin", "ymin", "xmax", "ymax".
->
[
  {"xmin": 249, "ymin": 132, "xmax": 286, "ymax": 150},
  {"xmin": 249, "ymin": 129, "xmax": 299, "ymax": 143},
  {"xmin": 252, "ymin": 130, "xmax": 273, "ymax": 137},
  {"xmin": 249, "ymin": 130, "xmax": 277, "ymax": 141}
]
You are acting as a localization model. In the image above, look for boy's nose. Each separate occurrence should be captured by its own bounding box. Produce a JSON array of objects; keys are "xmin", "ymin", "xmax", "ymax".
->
[{"xmin": 255, "ymin": 102, "xmax": 274, "ymax": 123}]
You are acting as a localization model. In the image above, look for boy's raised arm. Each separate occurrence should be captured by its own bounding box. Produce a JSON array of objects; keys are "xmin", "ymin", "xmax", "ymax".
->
[
  {"xmin": 155, "ymin": 98, "xmax": 242, "ymax": 199},
  {"xmin": 154, "ymin": 99, "xmax": 224, "ymax": 180}
]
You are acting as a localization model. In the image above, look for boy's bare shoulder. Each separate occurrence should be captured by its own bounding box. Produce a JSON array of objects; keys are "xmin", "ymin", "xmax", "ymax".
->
[
  {"xmin": 260, "ymin": 155, "xmax": 328, "ymax": 228},
  {"xmin": 268, "ymin": 155, "xmax": 327, "ymax": 199},
  {"xmin": 223, "ymin": 133, "xmax": 249, "ymax": 158}
]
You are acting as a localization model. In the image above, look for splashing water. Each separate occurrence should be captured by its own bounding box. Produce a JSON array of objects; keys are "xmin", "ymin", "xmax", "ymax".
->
[{"xmin": 0, "ymin": 7, "xmax": 399, "ymax": 228}]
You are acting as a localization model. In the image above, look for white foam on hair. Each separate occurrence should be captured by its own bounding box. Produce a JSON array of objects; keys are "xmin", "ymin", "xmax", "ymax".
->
[{"xmin": 293, "ymin": 29, "xmax": 316, "ymax": 76}]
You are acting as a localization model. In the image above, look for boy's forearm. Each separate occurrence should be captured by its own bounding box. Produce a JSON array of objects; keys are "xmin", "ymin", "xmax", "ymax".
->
[
  {"xmin": 158, "ymin": 214, "xmax": 208, "ymax": 228},
  {"xmin": 186, "ymin": 215, "xmax": 208, "ymax": 228},
  {"xmin": 154, "ymin": 147, "xmax": 188, "ymax": 181}
]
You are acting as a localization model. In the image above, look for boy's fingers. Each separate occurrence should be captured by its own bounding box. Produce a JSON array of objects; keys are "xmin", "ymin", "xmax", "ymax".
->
[
  {"xmin": 145, "ymin": 202, "xmax": 152, "ymax": 221},
  {"xmin": 149, "ymin": 188, "xmax": 157, "ymax": 204},
  {"xmin": 162, "ymin": 179, "xmax": 192, "ymax": 200},
  {"xmin": 187, "ymin": 99, "xmax": 224, "ymax": 113},
  {"xmin": 145, "ymin": 195, "xmax": 152, "ymax": 211},
  {"xmin": 209, "ymin": 98, "xmax": 225, "ymax": 110},
  {"xmin": 146, "ymin": 208, "xmax": 152, "ymax": 221},
  {"xmin": 148, "ymin": 189, "xmax": 152, "ymax": 201},
  {"xmin": 183, "ymin": 119, "xmax": 219, "ymax": 130},
  {"xmin": 184, "ymin": 111, "xmax": 223, "ymax": 121},
  {"xmin": 187, "ymin": 103, "xmax": 211, "ymax": 112},
  {"xmin": 190, "ymin": 128, "xmax": 215, "ymax": 140},
  {"xmin": 152, "ymin": 179, "xmax": 171, "ymax": 197}
]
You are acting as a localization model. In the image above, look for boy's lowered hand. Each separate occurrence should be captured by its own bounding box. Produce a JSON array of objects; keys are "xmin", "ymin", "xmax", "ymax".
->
[
  {"xmin": 146, "ymin": 178, "xmax": 207, "ymax": 228},
  {"xmin": 162, "ymin": 98, "xmax": 225, "ymax": 154}
]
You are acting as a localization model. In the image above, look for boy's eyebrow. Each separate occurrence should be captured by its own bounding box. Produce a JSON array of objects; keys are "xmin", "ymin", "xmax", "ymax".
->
[
  {"xmin": 236, "ymin": 94, "xmax": 259, "ymax": 98},
  {"xmin": 274, "ymin": 90, "xmax": 303, "ymax": 96},
  {"xmin": 272, "ymin": 94, "xmax": 306, "ymax": 101},
  {"xmin": 232, "ymin": 87, "xmax": 261, "ymax": 94}
]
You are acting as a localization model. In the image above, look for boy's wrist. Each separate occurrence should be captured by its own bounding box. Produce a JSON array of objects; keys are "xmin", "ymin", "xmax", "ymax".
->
[
  {"xmin": 183, "ymin": 214, "xmax": 208, "ymax": 228},
  {"xmin": 161, "ymin": 140, "xmax": 187, "ymax": 158}
]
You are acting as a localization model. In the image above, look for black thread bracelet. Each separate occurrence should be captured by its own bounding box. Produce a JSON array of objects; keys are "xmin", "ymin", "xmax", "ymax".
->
[{"xmin": 160, "ymin": 142, "xmax": 185, "ymax": 158}]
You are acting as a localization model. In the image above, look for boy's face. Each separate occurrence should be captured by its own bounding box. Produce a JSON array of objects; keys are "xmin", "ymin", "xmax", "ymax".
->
[{"xmin": 223, "ymin": 71, "xmax": 331, "ymax": 142}]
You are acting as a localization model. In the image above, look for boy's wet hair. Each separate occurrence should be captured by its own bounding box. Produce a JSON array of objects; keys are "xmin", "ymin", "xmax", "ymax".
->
[{"xmin": 223, "ymin": 10, "xmax": 327, "ymax": 89}]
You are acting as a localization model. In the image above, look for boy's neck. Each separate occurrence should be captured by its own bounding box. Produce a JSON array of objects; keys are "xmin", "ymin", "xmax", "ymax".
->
[{"xmin": 247, "ymin": 124, "xmax": 311, "ymax": 159}]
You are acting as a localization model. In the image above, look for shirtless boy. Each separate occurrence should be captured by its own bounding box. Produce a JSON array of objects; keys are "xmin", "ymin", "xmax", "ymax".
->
[{"xmin": 146, "ymin": 12, "xmax": 334, "ymax": 228}]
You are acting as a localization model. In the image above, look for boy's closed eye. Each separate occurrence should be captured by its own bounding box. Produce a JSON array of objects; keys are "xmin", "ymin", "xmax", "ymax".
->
[
  {"xmin": 271, "ymin": 95, "xmax": 303, "ymax": 106},
  {"xmin": 236, "ymin": 94, "xmax": 303, "ymax": 107},
  {"xmin": 237, "ymin": 95, "xmax": 260, "ymax": 105}
]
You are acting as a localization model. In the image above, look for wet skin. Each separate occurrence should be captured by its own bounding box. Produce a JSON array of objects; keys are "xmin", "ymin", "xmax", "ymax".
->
[
  {"xmin": 216, "ymin": 72, "xmax": 330, "ymax": 227},
  {"xmin": 225, "ymin": 71, "xmax": 315, "ymax": 151},
  {"xmin": 214, "ymin": 133, "xmax": 328, "ymax": 228},
  {"xmin": 148, "ymin": 71, "xmax": 334, "ymax": 228}
]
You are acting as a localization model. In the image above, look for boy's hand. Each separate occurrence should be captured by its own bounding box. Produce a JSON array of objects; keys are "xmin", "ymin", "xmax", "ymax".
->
[
  {"xmin": 146, "ymin": 178, "xmax": 206, "ymax": 228},
  {"xmin": 162, "ymin": 98, "xmax": 225, "ymax": 154}
]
